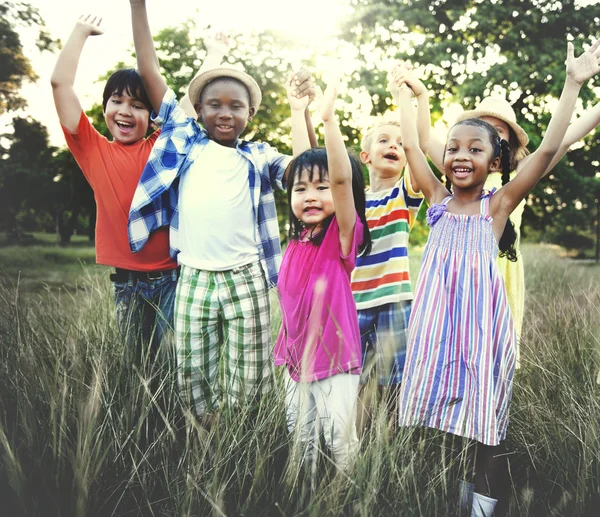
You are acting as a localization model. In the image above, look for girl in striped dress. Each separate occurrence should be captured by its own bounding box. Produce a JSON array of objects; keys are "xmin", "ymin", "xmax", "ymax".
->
[{"xmin": 391, "ymin": 40, "xmax": 600, "ymax": 517}]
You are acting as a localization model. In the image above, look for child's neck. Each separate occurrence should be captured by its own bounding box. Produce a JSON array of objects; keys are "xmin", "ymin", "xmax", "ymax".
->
[
  {"xmin": 369, "ymin": 172, "xmax": 400, "ymax": 193},
  {"xmin": 451, "ymin": 185, "xmax": 486, "ymax": 205}
]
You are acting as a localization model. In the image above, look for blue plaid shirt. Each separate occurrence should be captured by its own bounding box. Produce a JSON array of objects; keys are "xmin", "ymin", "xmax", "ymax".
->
[{"xmin": 128, "ymin": 89, "xmax": 291, "ymax": 287}]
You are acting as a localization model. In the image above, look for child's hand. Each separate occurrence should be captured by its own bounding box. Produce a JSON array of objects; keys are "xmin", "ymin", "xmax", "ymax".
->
[
  {"xmin": 286, "ymin": 71, "xmax": 310, "ymax": 111},
  {"xmin": 566, "ymin": 38, "xmax": 600, "ymax": 85},
  {"xmin": 204, "ymin": 31, "xmax": 231, "ymax": 59},
  {"xmin": 390, "ymin": 62, "xmax": 427, "ymax": 98},
  {"xmin": 319, "ymin": 83, "xmax": 338, "ymax": 122},
  {"xmin": 74, "ymin": 14, "xmax": 104, "ymax": 37},
  {"xmin": 290, "ymin": 68, "xmax": 316, "ymax": 107}
]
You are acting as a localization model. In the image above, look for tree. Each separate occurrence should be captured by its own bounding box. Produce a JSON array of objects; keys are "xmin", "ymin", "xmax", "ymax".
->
[
  {"xmin": 342, "ymin": 0, "xmax": 600, "ymax": 251},
  {"xmin": 0, "ymin": 117, "xmax": 55, "ymax": 240},
  {"xmin": 0, "ymin": 1, "xmax": 57, "ymax": 114},
  {"xmin": 50, "ymin": 150, "xmax": 95, "ymax": 245}
]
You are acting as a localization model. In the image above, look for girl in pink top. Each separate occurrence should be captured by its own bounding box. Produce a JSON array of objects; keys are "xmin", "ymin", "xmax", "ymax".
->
[{"xmin": 274, "ymin": 84, "xmax": 371, "ymax": 472}]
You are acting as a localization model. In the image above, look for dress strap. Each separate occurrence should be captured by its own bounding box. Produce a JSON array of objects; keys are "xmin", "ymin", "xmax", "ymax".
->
[
  {"xmin": 441, "ymin": 195, "xmax": 453, "ymax": 206},
  {"xmin": 480, "ymin": 188, "xmax": 496, "ymax": 217}
]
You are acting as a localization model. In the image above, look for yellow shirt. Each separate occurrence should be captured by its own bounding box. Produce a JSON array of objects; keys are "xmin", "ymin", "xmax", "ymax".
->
[{"xmin": 486, "ymin": 172, "xmax": 525, "ymax": 354}]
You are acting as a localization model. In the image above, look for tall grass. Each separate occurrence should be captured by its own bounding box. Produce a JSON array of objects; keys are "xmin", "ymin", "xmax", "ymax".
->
[{"xmin": 0, "ymin": 244, "xmax": 598, "ymax": 516}]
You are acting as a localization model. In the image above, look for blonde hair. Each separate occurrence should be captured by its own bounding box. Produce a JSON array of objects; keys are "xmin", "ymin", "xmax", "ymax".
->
[{"xmin": 361, "ymin": 118, "xmax": 402, "ymax": 152}]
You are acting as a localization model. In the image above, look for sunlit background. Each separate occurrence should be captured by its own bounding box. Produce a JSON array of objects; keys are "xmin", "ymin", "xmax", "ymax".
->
[{"xmin": 6, "ymin": 0, "xmax": 357, "ymax": 146}]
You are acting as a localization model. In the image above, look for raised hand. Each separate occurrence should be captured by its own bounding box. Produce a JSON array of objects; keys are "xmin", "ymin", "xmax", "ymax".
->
[
  {"xmin": 319, "ymin": 83, "xmax": 338, "ymax": 123},
  {"xmin": 204, "ymin": 31, "xmax": 231, "ymax": 58},
  {"xmin": 286, "ymin": 71, "xmax": 310, "ymax": 111},
  {"xmin": 75, "ymin": 14, "xmax": 104, "ymax": 36},
  {"xmin": 390, "ymin": 62, "xmax": 427, "ymax": 99},
  {"xmin": 290, "ymin": 68, "xmax": 316, "ymax": 106},
  {"xmin": 566, "ymin": 38, "xmax": 600, "ymax": 85}
]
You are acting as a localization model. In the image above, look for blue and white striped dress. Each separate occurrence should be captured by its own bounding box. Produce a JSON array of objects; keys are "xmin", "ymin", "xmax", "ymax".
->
[{"xmin": 398, "ymin": 191, "xmax": 516, "ymax": 446}]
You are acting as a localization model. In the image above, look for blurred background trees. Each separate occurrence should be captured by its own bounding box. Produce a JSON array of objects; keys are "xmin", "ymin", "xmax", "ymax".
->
[{"xmin": 1, "ymin": 0, "xmax": 598, "ymax": 255}]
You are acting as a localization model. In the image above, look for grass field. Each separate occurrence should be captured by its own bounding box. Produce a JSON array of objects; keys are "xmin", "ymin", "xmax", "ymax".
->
[{"xmin": 0, "ymin": 236, "xmax": 599, "ymax": 516}]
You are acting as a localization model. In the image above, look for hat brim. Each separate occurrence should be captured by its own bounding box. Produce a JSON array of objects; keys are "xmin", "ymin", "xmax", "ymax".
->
[
  {"xmin": 188, "ymin": 67, "xmax": 262, "ymax": 112},
  {"xmin": 454, "ymin": 109, "xmax": 529, "ymax": 148}
]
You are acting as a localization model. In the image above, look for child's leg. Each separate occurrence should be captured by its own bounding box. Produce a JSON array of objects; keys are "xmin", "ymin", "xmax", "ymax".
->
[
  {"xmin": 220, "ymin": 262, "xmax": 274, "ymax": 408},
  {"xmin": 371, "ymin": 301, "xmax": 411, "ymax": 424},
  {"xmin": 315, "ymin": 373, "xmax": 360, "ymax": 471},
  {"xmin": 472, "ymin": 442, "xmax": 508, "ymax": 515},
  {"xmin": 356, "ymin": 308, "xmax": 377, "ymax": 433},
  {"xmin": 175, "ymin": 265, "xmax": 222, "ymax": 420},
  {"xmin": 285, "ymin": 371, "xmax": 317, "ymax": 467}
]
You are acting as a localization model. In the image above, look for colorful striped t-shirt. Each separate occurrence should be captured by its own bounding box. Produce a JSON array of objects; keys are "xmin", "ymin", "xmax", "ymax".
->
[{"xmin": 351, "ymin": 174, "xmax": 424, "ymax": 310}]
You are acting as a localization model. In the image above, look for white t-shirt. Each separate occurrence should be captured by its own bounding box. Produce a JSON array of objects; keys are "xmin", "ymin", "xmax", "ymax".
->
[{"xmin": 177, "ymin": 140, "xmax": 258, "ymax": 270}]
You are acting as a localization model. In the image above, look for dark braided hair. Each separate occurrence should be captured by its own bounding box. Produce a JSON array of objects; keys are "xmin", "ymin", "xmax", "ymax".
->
[
  {"xmin": 445, "ymin": 118, "xmax": 518, "ymax": 262},
  {"xmin": 286, "ymin": 148, "xmax": 372, "ymax": 256}
]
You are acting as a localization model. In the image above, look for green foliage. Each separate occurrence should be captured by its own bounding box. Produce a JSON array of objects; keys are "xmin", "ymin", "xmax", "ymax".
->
[
  {"xmin": 343, "ymin": 0, "xmax": 600, "ymax": 250},
  {"xmin": 0, "ymin": 117, "xmax": 56, "ymax": 239},
  {"xmin": 0, "ymin": 1, "xmax": 57, "ymax": 114}
]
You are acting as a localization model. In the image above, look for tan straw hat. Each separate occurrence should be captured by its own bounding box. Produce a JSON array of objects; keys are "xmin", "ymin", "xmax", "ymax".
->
[
  {"xmin": 188, "ymin": 66, "xmax": 262, "ymax": 111},
  {"xmin": 454, "ymin": 97, "xmax": 529, "ymax": 147}
]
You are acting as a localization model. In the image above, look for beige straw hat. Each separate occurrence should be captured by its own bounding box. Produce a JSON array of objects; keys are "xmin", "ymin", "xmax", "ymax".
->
[
  {"xmin": 188, "ymin": 66, "xmax": 262, "ymax": 111},
  {"xmin": 454, "ymin": 97, "xmax": 529, "ymax": 147}
]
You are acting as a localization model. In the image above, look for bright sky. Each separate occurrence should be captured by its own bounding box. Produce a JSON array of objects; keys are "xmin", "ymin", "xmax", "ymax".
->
[{"xmin": 7, "ymin": 0, "xmax": 350, "ymax": 146}]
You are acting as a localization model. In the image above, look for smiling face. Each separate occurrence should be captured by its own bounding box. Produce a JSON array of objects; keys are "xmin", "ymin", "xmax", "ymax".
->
[
  {"xmin": 195, "ymin": 78, "xmax": 255, "ymax": 148},
  {"xmin": 103, "ymin": 91, "xmax": 150, "ymax": 145},
  {"xmin": 361, "ymin": 123, "xmax": 407, "ymax": 178},
  {"xmin": 291, "ymin": 167, "xmax": 335, "ymax": 232},
  {"xmin": 443, "ymin": 123, "xmax": 500, "ymax": 191}
]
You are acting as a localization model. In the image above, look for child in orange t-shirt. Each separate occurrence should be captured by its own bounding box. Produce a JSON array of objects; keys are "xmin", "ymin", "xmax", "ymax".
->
[{"xmin": 51, "ymin": 15, "xmax": 228, "ymax": 366}]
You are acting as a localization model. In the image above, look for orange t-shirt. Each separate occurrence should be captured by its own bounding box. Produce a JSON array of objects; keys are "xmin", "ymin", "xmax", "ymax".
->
[{"xmin": 62, "ymin": 112, "xmax": 177, "ymax": 271}]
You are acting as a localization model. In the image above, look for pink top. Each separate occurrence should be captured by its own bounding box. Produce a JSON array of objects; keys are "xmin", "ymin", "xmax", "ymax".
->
[{"xmin": 274, "ymin": 215, "xmax": 364, "ymax": 382}]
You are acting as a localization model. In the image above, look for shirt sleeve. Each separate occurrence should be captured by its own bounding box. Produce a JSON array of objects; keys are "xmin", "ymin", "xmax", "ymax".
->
[
  {"xmin": 401, "ymin": 171, "xmax": 424, "ymax": 213},
  {"xmin": 332, "ymin": 214, "xmax": 363, "ymax": 275},
  {"xmin": 152, "ymin": 89, "xmax": 191, "ymax": 129},
  {"xmin": 263, "ymin": 142, "xmax": 293, "ymax": 191},
  {"xmin": 61, "ymin": 111, "xmax": 105, "ymax": 189}
]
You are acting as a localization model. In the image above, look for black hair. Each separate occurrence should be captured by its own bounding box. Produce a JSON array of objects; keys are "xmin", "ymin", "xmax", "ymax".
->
[
  {"xmin": 504, "ymin": 125, "xmax": 521, "ymax": 171},
  {"xmin": 200, "ymin": 77, "xmax": 251, "ymax": 106},
  {"xmin": 286, "ymin": 147, "xmax": 372, "ymax": 256},
  {"xmin": 445, "ymin": 118, "xmax": 518, "ymax": 262},
  {"xmin": 102, "ymin": 68, "xmax": 152, "ymax": 112}
]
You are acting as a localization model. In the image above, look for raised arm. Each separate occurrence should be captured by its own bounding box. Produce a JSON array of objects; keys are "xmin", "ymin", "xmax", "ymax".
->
[
  {"xmin": 391, "ymin": 73, "xmax": 447, "ymax": 204},
  {"xmin": 128, "ymin": 0, "xmax": 167, "ymax": 114},
  {"xmin": 494, "ymin": 39, "xmax": 600, "ymax": 217},
  {"xmin": 288, "ymin": 68, "xmax": 319, "ymax": 148},
  {"xmin": 389, "ymin": 64, "xmax": 431, "ymax": 192},
  {"xmin": 179, "ymin": 32, "xmax": 231, "ymax": 118},
  {"xmin": 285, "ymin": 72, "xmax": 311, "ymax": 156},
  {"xmin": 320, "ymin": 84, "xmax": 355, "ymax": 256},
  {"xmin": 516, "ymin": 101, "xmax": 600, "ymax": 175},
  {"xmin": 51, "ymin": 15, "xmax": 104, "ymax": 133}
]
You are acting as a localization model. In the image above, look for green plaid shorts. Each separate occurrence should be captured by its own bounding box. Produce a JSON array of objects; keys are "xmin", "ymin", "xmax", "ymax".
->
[{"xmin": 175, "ymin": 261, "xmax": 274, "ymax": 417}]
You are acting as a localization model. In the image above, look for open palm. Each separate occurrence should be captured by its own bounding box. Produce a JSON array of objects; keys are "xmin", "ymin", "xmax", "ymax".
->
[
  {"xmin": 567, "ymin": 39, "xmax": 600, "ymax": 85},
  {"xmin": 75, "ymin": 14, "xmax": 104, "ymax": 36}
]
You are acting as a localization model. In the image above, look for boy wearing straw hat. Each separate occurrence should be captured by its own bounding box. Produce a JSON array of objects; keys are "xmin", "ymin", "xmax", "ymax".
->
[{"xmin": 126, "ymin": 0, "xmax": 315, "ymax": 422}]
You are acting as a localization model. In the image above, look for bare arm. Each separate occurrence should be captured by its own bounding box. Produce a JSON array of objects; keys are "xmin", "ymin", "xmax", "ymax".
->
[
  {"xmin": 129, "ymin": 0, "xmax": 167, "ymax": 115},
  {"xmin": 288, "ymin": 68, "xmax": 318, "ymax": 148},
  {"xmin": 320, "ymin": 84, "xmax": 356, "ymax": 256},
  {"xmin": 180, "ymin": 32, "xmax": 230, "ymax": 118},
  {"xmin": 516, "ymin": 102, "xmax": 600, "ymax": 175},
  {"xmin": 285, "ymin": 72, "xmax": 311, "ymax": 156},
  {"xmin": 51, "ymin": 15, "xmax": 104, "ymax": 133},
  {"xmin": 392, "ymin": 80, "xmax": 447, "ymax": 204},
  {"xmin": 493, "ymin": 40, "xmax": 600, "ymax": 219},
  {"xmin": 427, "ymin": 133, "xmax": 446, "ymax": 174},
  {"xmin": 390, "ymin": 67, "xmax": 431, "ymax": 192}
]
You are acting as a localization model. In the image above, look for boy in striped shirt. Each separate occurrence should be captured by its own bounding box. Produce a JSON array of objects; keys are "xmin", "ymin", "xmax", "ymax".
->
[{"xmin": 351, "ymin": 70, "xmax": 430, "ymax": 422}]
